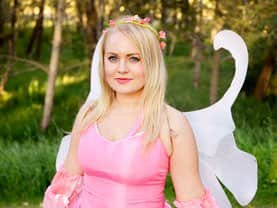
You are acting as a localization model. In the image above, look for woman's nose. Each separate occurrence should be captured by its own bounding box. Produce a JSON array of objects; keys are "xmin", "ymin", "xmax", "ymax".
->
[{"xmin": 117, "ymin": 59, "xmax": 129, "ymax": 73}]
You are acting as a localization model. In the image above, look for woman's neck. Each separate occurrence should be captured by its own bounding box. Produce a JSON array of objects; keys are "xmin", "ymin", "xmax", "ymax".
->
[{"xmin": 112, "ymin": 93, "xmax": 143, "ymax": 112}]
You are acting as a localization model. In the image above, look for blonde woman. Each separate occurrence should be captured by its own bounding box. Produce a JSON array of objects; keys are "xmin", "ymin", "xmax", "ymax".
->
[{"xmin": 43, "ymin": 15, "xmax": 256, "ymax": 208}]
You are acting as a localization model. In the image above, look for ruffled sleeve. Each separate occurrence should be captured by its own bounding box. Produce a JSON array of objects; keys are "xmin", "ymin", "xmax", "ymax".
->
[
  {"xmin": 42, "ymin": 165, "xmax": 83, "ymax": 208},
  {"xmin": 173, "ymin": 188, "xmax": 218, "ymax": 208}
]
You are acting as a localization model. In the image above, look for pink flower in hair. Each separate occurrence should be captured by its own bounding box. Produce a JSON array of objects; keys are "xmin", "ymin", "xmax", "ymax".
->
[
  {"xmin": 109, "ymin": 19, "xmax": 115, "ymax": 27},
  {"xmin": 142, "ymin": 17, "xmax": 151, "ymax": 24},
  {"xmin": 160, "ymin": 41, "xmax": 166, "ymax": 50},
  {"xmin": 159, "ymin": 30, "xmax": 166, "ymax": 39}
]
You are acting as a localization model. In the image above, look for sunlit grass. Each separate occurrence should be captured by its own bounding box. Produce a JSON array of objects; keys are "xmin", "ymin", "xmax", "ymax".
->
[
  {"xmin": 0, "ymin": 90, "xmax": 14, "ymax": 107},
  {"xmin": 56, "ymin": 73, "xmax": 87, "ymax": 87}
]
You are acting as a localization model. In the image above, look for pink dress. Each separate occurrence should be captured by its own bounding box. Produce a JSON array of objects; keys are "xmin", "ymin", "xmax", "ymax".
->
[
  {"xmin": 43, "ymin": 113, "xmax": 218, "ymax": 208},
  {"xmin": 70, "ymin": 113, "xmax": 172, "ymax": 207}
]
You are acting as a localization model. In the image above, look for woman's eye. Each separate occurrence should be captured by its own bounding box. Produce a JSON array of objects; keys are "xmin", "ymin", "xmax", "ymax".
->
[
  {"xmin": 108, "ymin": 56, "xmax": 118, "ymax": 62},
  {"xmin": 129, "ymin": 57, "xmax": 140, "ymax": 63}
]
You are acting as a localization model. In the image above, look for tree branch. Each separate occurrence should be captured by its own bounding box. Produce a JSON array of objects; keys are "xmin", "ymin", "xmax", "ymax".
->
[{"xmin": 0, "ymin": 54, "xmax": 48, "ymax": 73}]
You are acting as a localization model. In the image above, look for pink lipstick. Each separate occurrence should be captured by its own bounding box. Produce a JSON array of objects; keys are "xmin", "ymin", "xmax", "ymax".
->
[{"xmin": 115, "ymin": 78, "xmax": 132, "ymax": 84}]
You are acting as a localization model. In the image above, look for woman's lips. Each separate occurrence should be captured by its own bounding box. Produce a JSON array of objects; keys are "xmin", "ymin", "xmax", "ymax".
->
[{"xmin": 115, "ymin": 78, "xmax": 132, "ymax": 84}]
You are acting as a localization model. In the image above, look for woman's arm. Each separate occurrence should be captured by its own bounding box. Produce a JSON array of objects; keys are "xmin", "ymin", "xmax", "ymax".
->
[
  {"xmin": 167, "ymin": 107, "xmax": 218, "ymax": 208},
  {"xmin": 43, "ymin": 164, "xmax": 83, "ymax": 208}
]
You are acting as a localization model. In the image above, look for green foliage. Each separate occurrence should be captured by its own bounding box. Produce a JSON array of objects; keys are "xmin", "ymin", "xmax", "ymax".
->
[
  {"xmin": 268, "ymin": 143, "xmax": 277, "ymax": 184},
  {"xmin": 168, "ymin": 41, "xmax": 191, "ymax": 57},
  {"xmin": 0, "ymin": 138, "xmax": 57, "ymax": 202}
]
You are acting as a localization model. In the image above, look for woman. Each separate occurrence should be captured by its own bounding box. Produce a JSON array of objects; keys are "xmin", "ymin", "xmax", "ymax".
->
[{"xmin": 43, "ymin": 15, "xmax": 218, "ymax": 208}]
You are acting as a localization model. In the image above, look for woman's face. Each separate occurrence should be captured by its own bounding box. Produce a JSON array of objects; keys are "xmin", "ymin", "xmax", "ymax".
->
[{"xmin": 103, "ymin": 31, "xmax": 145, "ymax": 96}]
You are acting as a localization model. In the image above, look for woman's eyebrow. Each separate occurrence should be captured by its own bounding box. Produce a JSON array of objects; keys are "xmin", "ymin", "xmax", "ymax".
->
[{"xmin": 105, "ymin": 52, "xmax": 140, "ymax": 56}]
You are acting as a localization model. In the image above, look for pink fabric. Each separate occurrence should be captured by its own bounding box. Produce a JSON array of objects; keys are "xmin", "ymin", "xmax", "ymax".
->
[
  {"xmin": 173, "ymin": 189, "xmax": 218, "ymax": 208},
  {"xmin": 76, "ymin": 113, "xmax": 171, "ymax": 207},
  {"xmin": 42, "ymin": 166, "xmax": 83, "ymax": 208},
  {"xmin": 43, "ymin": 112, "xmax": 218, "ymax": 207}
]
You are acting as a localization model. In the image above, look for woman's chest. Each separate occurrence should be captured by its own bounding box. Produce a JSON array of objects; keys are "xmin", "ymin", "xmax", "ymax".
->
[{"xmin": 78, "ymin": 125, "xmax": 169, "ymax": 185}]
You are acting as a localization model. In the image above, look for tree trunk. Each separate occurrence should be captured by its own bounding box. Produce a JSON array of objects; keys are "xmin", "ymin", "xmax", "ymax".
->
[
  {"xmin": 161, "ymin": 0, "xmax": 167, "ymax": 24},
  {"xmin": 0, "ymin": 0, "xmax": 17, "ymax": 94},
  {"xmin": 0, "ymin": 40, "xmax": 13, "ymax": 94},
  {"xmin": 85, "ymin": 0, "xmax": 97, "ymax": 58},
  {"xmin": 108, "ymin": 1, "xmax": 121, "ymax": 20},
  {"xmin": 0, "ymin": 0, "xmax": 5, "ymax": 47},
  {"xmin": 192, "ymin": 0, "xmax": 203, "ymax": 88},
  {"xmin": 210, "ymin": 50, "xmax": 221, "ymax": 104},
  {"xmin": 25, "ymin": 0, "xmax": 45, "ymax": 60},
  {"xmin": 95, "ymin": 0, "xmax": 104, "ymax": 39},
  {"xmin": 192, "ymin": 35, "xmax": 203, "ymax": 88},
  {"xmin": 40, "ymin": 0, "xmax": 64, "ymax": 130},
  {"xmin": 75, "ymin": 0, "xmax": 84, "ymax": 33},
  {"xmin": 168, "ymin": 31, "xmax": 177, "ymax": 56},
  {"xmin": 34, "ymin": 0, "xmax": 45, "ymax": 60},
  {"xmin": 209, "ymin": 0, "xmax": 223, "ymax": 104},
  {"xmin": 254, "ymin": 53, "xmax": 274, "ymax": 100},
  {"xmin": 10, "ymin": 0, "xmax": 17, "ymax": 54}
]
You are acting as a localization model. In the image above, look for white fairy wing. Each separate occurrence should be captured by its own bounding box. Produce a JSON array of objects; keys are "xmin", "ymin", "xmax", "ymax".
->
[
  {"xmin": 55, "ymin": 134, "xmax": 71, "ymax": 171},
  {"xmin": 184, "ymin": 30, "xmax": 258, "ymax": 207}
]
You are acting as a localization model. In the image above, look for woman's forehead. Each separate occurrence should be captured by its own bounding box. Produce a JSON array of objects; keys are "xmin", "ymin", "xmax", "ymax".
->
[{"xmin": 104, "ymin": 31, "xmax": 140, "ymax": 54}]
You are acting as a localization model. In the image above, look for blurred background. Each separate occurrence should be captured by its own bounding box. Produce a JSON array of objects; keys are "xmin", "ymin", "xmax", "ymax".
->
[{"xmin": 0, "ymin": 0, "xmax": 276, "ymax": 207}]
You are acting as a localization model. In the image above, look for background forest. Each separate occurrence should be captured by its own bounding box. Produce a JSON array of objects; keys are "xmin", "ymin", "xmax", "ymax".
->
[{"xmin": 0, "ymin": 0, "xmax": 276, "ymax": 207}]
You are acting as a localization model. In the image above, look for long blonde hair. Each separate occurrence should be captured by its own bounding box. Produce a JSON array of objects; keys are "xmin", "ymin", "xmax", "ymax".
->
[{"xmin": 71, "ymin": 15, "xmax": 168, "ymax": 150}]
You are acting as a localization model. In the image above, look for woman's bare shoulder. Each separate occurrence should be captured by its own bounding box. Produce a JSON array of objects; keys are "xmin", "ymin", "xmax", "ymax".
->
[
  {"xmin": 164, "ymin": 104, "xmax": 190, "ymax": 134},
  {"xmin": 159, "ymin": 104, "xmax": 185, "ymax": 157},
  {"xmin": 164, "ymin": 104, "xmax": 198, "ymax": 159},
  {"xmin": 162, "ymin": 103, "xmax": 195, "ymax": 155}
]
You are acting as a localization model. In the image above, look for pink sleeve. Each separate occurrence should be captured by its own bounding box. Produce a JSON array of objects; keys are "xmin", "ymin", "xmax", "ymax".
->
[
  {"xmin": 173, "ymin": 189, "xmax": 218, "ymax": 208},
  {"xmin": 42, "ymin": 166, "xmax": 83, "ymax": 208}
]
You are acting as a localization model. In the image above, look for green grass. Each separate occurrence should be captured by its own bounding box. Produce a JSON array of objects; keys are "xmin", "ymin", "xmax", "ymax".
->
[{"xmin": 0, "ymin": 37, "xmax": 276, "ymax": 207}]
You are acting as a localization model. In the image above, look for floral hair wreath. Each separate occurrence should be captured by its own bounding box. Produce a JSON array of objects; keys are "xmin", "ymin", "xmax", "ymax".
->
[{"xmin": 102, "ymin": 15, "xmax": 167, "ymax": 50}]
